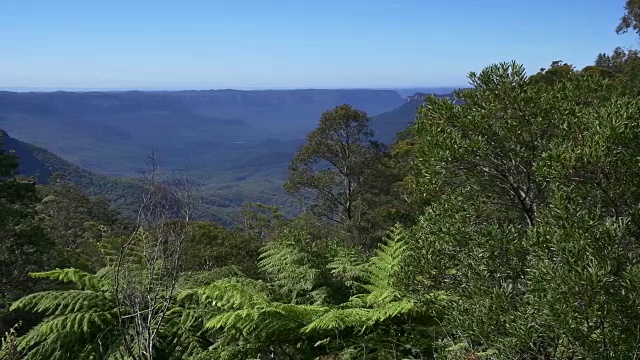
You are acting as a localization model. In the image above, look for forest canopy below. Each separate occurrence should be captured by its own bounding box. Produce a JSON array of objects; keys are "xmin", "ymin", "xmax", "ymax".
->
[{"xmin": 3, "ymin": 2, "xmax": 640, "ymax": 359}]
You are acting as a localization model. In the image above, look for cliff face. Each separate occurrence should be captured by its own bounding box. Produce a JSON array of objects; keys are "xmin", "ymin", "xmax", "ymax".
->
[
  {"xmin": 405, "ymin": 92, "xmax": 428, "ymax": 103},
  {"xmin": 372, "ymin": 92, "xmax": 460, "ymax": 143}
]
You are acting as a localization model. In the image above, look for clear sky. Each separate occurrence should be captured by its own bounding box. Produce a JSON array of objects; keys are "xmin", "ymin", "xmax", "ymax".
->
[{"xmin": 0, "ymin": 0, "xmax": 637, "ymax": 90}]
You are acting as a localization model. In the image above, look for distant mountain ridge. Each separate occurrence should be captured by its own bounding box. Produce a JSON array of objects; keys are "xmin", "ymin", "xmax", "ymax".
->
[
  {"xmin": 372, "ymin": 91, "xmax": 461, "ymax": 143},
  {"xmin": 0, "ymin": 89, "xmax": 468, "ymax": 226},
  {"xmin": 0, "ymin": 89, "xmax": 404, "ymax": 176},
  {"xmin": 393, "ymin": 87, "xmax": 462, "ymax": 98}
]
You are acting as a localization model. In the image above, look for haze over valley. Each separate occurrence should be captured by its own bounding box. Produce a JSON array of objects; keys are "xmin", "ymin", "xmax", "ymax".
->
[
  {"xmin": 0, "ymin": 87, "xmax": 456, "ymax": 224},
  {"xmin": 5, "ymin": 1, "xmax": 640, "ymax": 358}
]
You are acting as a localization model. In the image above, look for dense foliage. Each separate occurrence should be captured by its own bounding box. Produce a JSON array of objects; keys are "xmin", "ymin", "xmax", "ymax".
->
[
  {"xmin": 4, "ymin": 6, "xmax": 640, "ymax": 359},
  {"xmin": 0, "ymin": 134, "xmax": 52, "ymax": 335}
]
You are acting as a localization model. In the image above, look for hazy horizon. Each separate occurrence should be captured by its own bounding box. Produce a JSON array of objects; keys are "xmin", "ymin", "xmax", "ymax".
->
[{"xmin": 0, "ymin": 85, "xmax": 466, "ymax": 93}]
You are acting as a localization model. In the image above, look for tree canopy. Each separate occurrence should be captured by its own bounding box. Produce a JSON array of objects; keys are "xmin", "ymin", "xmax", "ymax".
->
[{"xmin": 5, "ymin": 2, "xmax": 640, "ymax": 358}]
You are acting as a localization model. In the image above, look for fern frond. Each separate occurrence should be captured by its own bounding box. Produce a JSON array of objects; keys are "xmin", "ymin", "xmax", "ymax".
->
[
  {"xmin": 203, "ymin": 294, "xmax": 326, "ymax": 333},
  {"xmin": 362, "ymin": 226, "xmax": 408, "ymax": 305},
  {"xmin": 327, "ymin": 245, "xmax": 367, "ymax": 292},
  {"xmin": 302, "ymin": 299, "xmax": 415, "ymax": 334},
  {"xmin": 102, "ymin": 343, "xmax": 134, "ymax": 360},
  {"xmin": 302, "ymin": 308, "xmax": 371, "ymax": 333},
  {"xmin": 258, "ymin": 228, "xmax": 326, "ymax": 302},
  {"xmin": 364, "ymin": 298, "xmax": 415, "ymax": 324},
  {"xmin": 156, "ymin": 315, "xmax": 208, "ymax": 360},
  {"xmin": 20, "ymin": 333, "xmax": 77, "ymax": 360},
  {"xmin": 176, "ymin": 266, "xmax": 245, "ymax": 290},
  {"xmin": 190, "ymin": 346, "xmax": 256, "ymax": 360},
  {"xmin": 10, "ymin": 290, "xmax": 111, "ymax": 315},
  {"xmin": 17, "ymin": 311, "xmax": 120, "ymax": 360},
  {"xmin": 197, "ymin": 278, "xmax": 270, "ymax": 309},
  {"xmin": 21, "ymin": 311, "xmax": 116, "ymax": 341},
  {"xmin": 28, "ymin": 268, "xmax": 110, "ymax": 291}
]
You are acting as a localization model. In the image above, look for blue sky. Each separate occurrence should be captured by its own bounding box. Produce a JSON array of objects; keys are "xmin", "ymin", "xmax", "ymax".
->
[{"xmin": 0, "ymin": 0, "xmax": 637, "ymax": 90}]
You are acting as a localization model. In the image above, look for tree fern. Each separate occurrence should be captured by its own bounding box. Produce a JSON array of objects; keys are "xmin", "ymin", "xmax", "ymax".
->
[
  {"xmin": 30, "ymin": 268, "xmax": 111, "ymax": 291},
  {"xmin": 362, "ymin": 225, "xmax": 410, "ymax": 304},
  {"xmin": 158, "ymin": 266, "xmax": 258, "ymax": 359},
  {"xmin": 327, "ymin": 244, "xmax": 367, "ymax": 294},
  {"xmin": 9, "ymin": 267, "xmax": 213, "ymax": 360},
  {"xmin": 189, "ymin": 225, "xmax": 445, "ymax": 359},
  {"xmin": 9, "ymin": 268, "xmax": 123, "ymax": 360},
  {"xmin": 258, "ymin": 227, "xmax": 326, "ymax": 303}
]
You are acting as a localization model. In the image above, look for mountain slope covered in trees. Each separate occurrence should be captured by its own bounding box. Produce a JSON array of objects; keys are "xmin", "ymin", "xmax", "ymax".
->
[
  {"xmin": 0, "ymin": 89, "xmax": 403, "ymax": 176},
  {"xmin": 0, "ymin": 129, "xmax": 301, "ymax": 226},
  {"xmin": 5, "ymin": 2, "xmax": 640, "ymax": 358},
  {"xmin": 8, "ymin": 52, "xmax": 640, "ymax": 357},
  {"xmin": 0, "ymin": 88, "xmax": 436, "ymax": 226},
  {"xmin": 0, "ymin": 129, "xmax": 142, "ymax": 215}
]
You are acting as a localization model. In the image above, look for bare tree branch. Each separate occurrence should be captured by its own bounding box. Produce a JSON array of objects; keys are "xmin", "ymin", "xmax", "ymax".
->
[{"xmin": 113, "ymin": 152, "xmax": 201, "ymax": 360}]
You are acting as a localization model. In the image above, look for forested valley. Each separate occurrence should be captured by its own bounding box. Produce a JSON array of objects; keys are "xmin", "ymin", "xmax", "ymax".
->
[{"xmin": 4, "ymin": 3, "xmax": 640, "ymax": 359}]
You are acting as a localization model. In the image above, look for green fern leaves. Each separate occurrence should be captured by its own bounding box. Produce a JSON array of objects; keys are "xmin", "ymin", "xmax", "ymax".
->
[
  {"xmin": 8, "ymin": 224, "xmax": 441, "ymax": 359},
  {"xmin": 9, "ymin": 269, "xmax": 121, "ymax": 359},
  {"xmin": 181, "ymin": 225, "xmax": 440, "ymax": 359}
]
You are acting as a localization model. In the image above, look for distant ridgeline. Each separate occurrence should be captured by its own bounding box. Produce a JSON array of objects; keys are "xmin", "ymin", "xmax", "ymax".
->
[
  {"xmin": 0, "ymin": 88, "xmax": 462, "ymax": 226},
  {"xmin": 372, "ymin": 91, "xmax": 462, "ymax": 144},
  {"xmin": 0, "ymin": 89, "xmax": 406, "ymax": 176}
]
